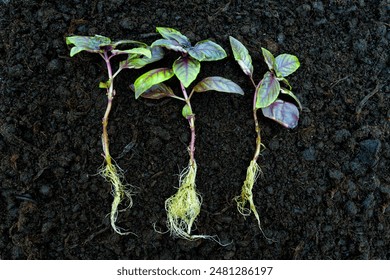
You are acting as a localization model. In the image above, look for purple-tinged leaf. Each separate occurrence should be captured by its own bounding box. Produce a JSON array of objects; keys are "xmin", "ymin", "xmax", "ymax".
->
[
  {"xmin": 111, "ymin": 47, "xmax": 151, "ymax": 57},
  {"xmin": 275, "ymin": 54, "xmax": 300, "ymax": 77},
  {"xmin": 261, "ymin": 47, "xmax": 276, "ymax": 71},
  {"xmin": 120, "ymin": 46, "xmax": 164, "ymax": 69},
  {"xmin": 229, "ymin": 36, "xmax": 253, "ymax": 76},
  {"xmin": 151, "ymin": 39, "xmax": 187, "ymax": 53},
  {"xmin": 66, "ymin": 35, "xmax": 111, "ymax": 57},
  {"xmin": 173, "ymin": 56, "xmax": 200, "ymax": 88},
  {"xmin": 156, "ymin": 27, "xmax": 191, "ymax": 47},
  {"xmin": 188, "ymin": 40, "xmax": 226, "ymax": 61},
  {"xmin": 193, "ymin": 76, "xmax": 244, "ymax": 95},
  {"xmin": 134, "ymin": 68, "xmax": 174, "ymax": 99},
  {"xmin": 132, "ymin": 83, "xmax": 176, "ymax": 100},
  {"xmin": 280, "ymin": 88, "xmax": 302, "ymax": 110},
  {"xmin": 255, "ymin": 71, "xmax": 280, "ymax": 109},
  {"xmin": 112, "ymin": 39, "xmax": 147, "ymax": 48},
  {"xmin": 261, "ymin": 100, "xmax": 299, "ymax": 128}
]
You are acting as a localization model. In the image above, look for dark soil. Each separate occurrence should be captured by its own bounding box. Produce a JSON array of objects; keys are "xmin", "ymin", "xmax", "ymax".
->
[{"xmin": 1, "ymin": 0, "xmax": 389, "ymax": 260}]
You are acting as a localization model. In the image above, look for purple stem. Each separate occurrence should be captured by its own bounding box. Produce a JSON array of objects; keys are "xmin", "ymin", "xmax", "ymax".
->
[
  {"xmin": 101, "ymin": 51, "xmax": 115, "ymax": 162},
  {"xmin": 252, "ymin": 80, "xmax": 262, "ymax": 161},
  {"xmin": 180, "ymin": 82, "xmax": 196, "ymax": 166}
]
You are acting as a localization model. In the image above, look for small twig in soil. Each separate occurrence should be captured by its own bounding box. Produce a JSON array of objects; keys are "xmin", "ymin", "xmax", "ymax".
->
[
  {"xmin": 356, "ymin": 83, "xmax": 381, "ymax": 119},
  {"xmin": 330, "ymin": 75, "xmax": 351, "ymax": 88}
]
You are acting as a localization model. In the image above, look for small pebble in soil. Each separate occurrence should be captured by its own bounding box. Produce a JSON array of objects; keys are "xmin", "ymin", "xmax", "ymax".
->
[
  {"xmin": 353, "ymin": 39, "xmax": 368, "ymax": 54},
  {"xmin": 312, "ymin": 1, "xmax": 324, "ymax": 13},
  {"xmin": 347, "ymin": 180, "xmax": 358, "ymax": 199},
  {"xmin": 47, "ymin": 59, "xmax": 63, "ymax": 75},
  {"xmin": 39, "ymin": 185, "xmax": 52, "ymax": 196},
  {"xmin": 153, "ymin": 126, "xmax": 171, "ymax": 141},
  {"xmin": 303, "ymin": 146, "xmax": 316, "ymax": 161},
  {"xmin": 146, "ymin": 138, "xmax": 162, "ymax": 152},
  {"xmin": 357, "ymin": 139, "xmax": 381, "ymax": 167},
  {"xmin": 268, "ymin": 138, "xmax": 279, "ymax": 151},
  {"xmin": 277, "ymin": 33, "xmax": 285, "ymax": 44},
  {"xmin": 119, "ymin": 18, "xmax": 133, "ymax": 30},
  {"xmin": 362, "ymin": 193, "xmax": 375, "ymax": 209},
  {"xmin": 334, "ymin": 129, "xmax": 351, "ymax": 143},
  {"xmin": 8, "ymin": 64, "xmax": 23, "ymax": 78},
  {"xmin": 345, "ymin": 200, "xmax": 358, "ymax": 216},
  {"xmin": 329, "ymin": 169, "xmax": 344, "ymax": 181}
]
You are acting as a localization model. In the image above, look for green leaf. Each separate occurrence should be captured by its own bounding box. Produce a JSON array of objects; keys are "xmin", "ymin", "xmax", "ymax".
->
[
  {"xmin": 274, "ymin": 54, "xmax": 300, "ymax": 77},
  {"xmin": 182, "ymin": 104, "xmax": 193, "ymax": 118},
  {"xmin": 120, "ymin": 46, "xmax": 164, "ymax": 69},
  {"xmin": 255, "ymin": 71, "xmax": 280, "ymax": 109},
  {"xmin": 156, "ymin": 27, "xmax": 191, "ymax": 47},
  {"xmin": 151, "ymin": 39, "xmax": 188, "ymax": 53},
  {"xmin": 261, "ymin": 47, "xmax": 276, "ymax": 71},
  {"xmin": 66, "ymin": 35, "xmax": 111, "ymax": 57},
  {"xmin": 229, "ymin": 36, "xmax": 253, "ymax": 76},
  {"xmin": 193, "ymin": 76, "xmax": 244, "ymax": 95},
  {"xmin": 280, "ymin": 88, "xmax": 302, "ymax": 110},
  {"xmin": 132, "ymin": 83, "xmax": 176, "ymax": 100},
  {"xmin": 134, "ymin": 68, "xmax": 174, "ymax": 99},
  {"xmin": 173, "ymin": 56, "xmax": 200, "ymax": 88},
  {"xmin": 261, "ymin": 100, "xmax": 299, "ymax": 128},
  {"xmin": 99, "ymin": 81, "xmax": 110, "ymax": 89},
  {"xmin": 188, "ymin": 40, "xmax": 227, "ymax": 61}
]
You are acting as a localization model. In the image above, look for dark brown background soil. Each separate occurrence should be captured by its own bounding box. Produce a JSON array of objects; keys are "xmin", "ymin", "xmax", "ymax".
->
[{"xmin": 1, "ymin": 0, "xmax": 389, "ymax": 259}]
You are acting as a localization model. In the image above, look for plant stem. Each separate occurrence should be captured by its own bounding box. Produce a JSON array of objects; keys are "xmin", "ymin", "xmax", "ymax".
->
[
  {"xmin": 100, "ymin": 51, "xmax": 133, "ymax": 235},
  {"xmin": 252, "ymin": 90, "xmax": 262, "ymax": 161},
  {"xmin": 102, "ymin": 52, "xmax": 115, "ymax": 162},
  {"xmin": 181, "ymin": 82, "xmax": 196, "ymax": 166},
  {"xmin": 250, "ymin": 75, "xmax": 257, "ymax": 88}
]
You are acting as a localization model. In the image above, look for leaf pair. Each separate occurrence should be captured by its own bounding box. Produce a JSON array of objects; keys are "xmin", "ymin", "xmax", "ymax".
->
[
  {"xmin": 66, "ymin": 35, "xmax": 149, "ymax": 57},
  {"xmin": 151, "ymin": 27, "xmax": 227, "ymax": 87},
  {"xmin": 229, "ymin": 36, "xmax": 301, "ymax": 128},
  {"xmin": 134, "ymin": 70, "xmax": 244, "ymax": 101},
  {"xmin": 261, "ymin": 48, "xmax": 300, "ymax": 78},
  {"xmin": 66, "ymin": 35, "xmax": 112, "ymax": 57},
  {"xmin": 66, "ymin": 35, "xmax": 165, "ymax": 71}
]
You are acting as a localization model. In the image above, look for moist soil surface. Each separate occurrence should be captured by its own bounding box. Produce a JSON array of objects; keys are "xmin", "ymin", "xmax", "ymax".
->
[{"xmin": 0, "ymin": 0, "xmax": 389, "ymax": 259}]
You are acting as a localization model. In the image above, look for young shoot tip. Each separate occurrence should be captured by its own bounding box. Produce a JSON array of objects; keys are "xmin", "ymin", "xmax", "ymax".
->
[{"xmin": 99, "ymin": 160, "xmax": 136, "ymax": 236}]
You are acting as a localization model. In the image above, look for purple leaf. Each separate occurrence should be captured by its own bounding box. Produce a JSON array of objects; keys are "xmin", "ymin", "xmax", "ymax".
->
[
  {"xmin": 193, "ymin": 76, "xmax": 244, "ymax": 95},
  {"xmin": 255, "ymin": 71, "xmax": 280, "ymax": 108},
  {"xmin": 120, "ymin": 46, "xmax": 164, "ymax": 69},
  {"xmin": 135, "ymin": 83, "xmax": 176, "ymax": 100},
  {"xmin": 274, "ymin": 54, "xmax": 300, "ymax": 77},
  {"xmin": 188, "ymin": 40, "xmax": 226, "ymax": 61},
  {"xmin": 229, "ymin": 36, "xmax": 253, "ymax": 76},
  {"xmin": 173, "ymin": 56, "xmax": 200, "ymax": 88},
  {"xmin": 261, "ymin": 100, "xmax": 299, "ymax": 128},
  {"xmin": 66, "ymin": 35, "xmax": 111, "ymax": 57},
  {"xmin": 134, "ymin": 68, "xmax": 174, "ymax": 99},
  {"xmin": 261, "ymin": 48, "xmax": 276, "ymax": 71},
  {"xmin": 151, "ymin": 39, "xmax": 187, "ymax": 53},
  {"xmin": 155, "ymin": 27, "xmax": 191, "ymax": 47}
]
